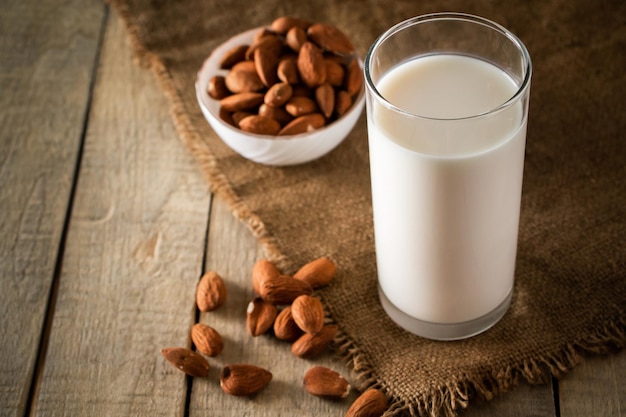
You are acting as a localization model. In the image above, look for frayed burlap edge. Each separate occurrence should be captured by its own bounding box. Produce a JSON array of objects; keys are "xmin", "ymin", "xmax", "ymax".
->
[
  {"xmin": 107, "ymin": 2, "xmax": 625, "ymax": 416},
  {"xmin": 334, "ymin": 317, "xmax": 625, "ymax": 417}
]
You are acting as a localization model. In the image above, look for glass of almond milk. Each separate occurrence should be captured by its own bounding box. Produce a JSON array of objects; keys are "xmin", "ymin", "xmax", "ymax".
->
[{"xmin": 364, "ymin": 13, "xmax": 532, "ymax": 340}]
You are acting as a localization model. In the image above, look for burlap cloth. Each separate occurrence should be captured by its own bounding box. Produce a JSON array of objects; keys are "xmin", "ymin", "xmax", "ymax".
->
[{"xmin": 108, "ymin": 0, "xmax": 625, "ymax": 415}]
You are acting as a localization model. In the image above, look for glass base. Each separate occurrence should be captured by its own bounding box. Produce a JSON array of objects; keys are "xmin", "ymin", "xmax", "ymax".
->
[{"xmin": 378, "ymin": 285, "xmax": 512, "ymax": 341}]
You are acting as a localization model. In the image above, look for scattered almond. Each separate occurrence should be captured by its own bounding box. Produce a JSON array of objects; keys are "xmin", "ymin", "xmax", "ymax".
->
[
  {"xmin": 259, "ymin": 274, "xmax": 313, "ymax": 305},
  {"xmin": 303, "ymin": 366, "xmax": 351, "ymax": 399},
  {"xmin": 293, "ymin": 257, "xmax": 337, "ymax": 288},
  {"xmin": 247, "ymin": 297, "xmax": 279, "ymax": 336},
  {"xmin": 161, "ymin": 347, "xmax": 210, "ymax": 377},
  {"xmin": 291, "ymin": 295, "xmax": 325, "ymax": 334},
  {"xmin": 191, "ymin": 323, "xmax": 224, "ymax": 357},
  {"xmin": 196, "ymin": 271, "xmax": 227, "ymax": 312},
  {"xmin": 273, "ymin": 306, "xmax": 303, "ymax": 341},
  {"xmin": 220, "ymin": 364, "xmax": 273, "ymax": 396},
  {"xmin": 346, "ymin": 388, "xmax": 387, "ymax": 417},
  {"xmin": 291, "ymin": 324, "xmax": 338, "ymax": 359},
  {"xmin": 252, "ymin": 259, "xmax": 281, "ymax": 295}
]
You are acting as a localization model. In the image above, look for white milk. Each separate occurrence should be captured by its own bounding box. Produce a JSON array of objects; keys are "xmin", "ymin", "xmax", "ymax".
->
[{"xmin": 368, "ymin": 54, "xmax": 527, "ymax": 324}]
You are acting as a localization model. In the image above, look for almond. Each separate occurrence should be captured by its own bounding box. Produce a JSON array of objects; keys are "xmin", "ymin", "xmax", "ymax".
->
[
  {"xmin": 220, "ymin": 364, "xmax": 273, "ymax": 396},
  {"xmin": 279, "ymin": 113, "xmax": 326, "ymax": 136},
  {"xmin": 277, "ymin": 56, "xmax": 300, "ymax": 84},
  {"xmin": 264, "ymin": 82, "xmax": 293, "ymax": 107},
  {"xmin": 346, "ymin": 388, "xmax": 387, "ymax": 417},
  {"xmin": 259, "ymin": 274, "xmax": 313, "ymax": 305},
  {"xmin": 239, "ymin": 115, "xmax": 281, "ymax": 135},
  {"xmin": 252, "ymin": 259, "xmax": 281, "ymax": 295},
  {"xmin": 297, "ymin": 41, "xmax": 326, "ymax": 88},
  {"xmin": 219, "ymin": 108, "xmax": 236, "ymax": 127},
  {"xmin": 207, "ymin": 75, "xmax": 229, "ymax": 99},
  {"xmin": 273, "ymin": 306, "xmax": 303, "ymax": 341},
  {"xmin": 191, "ymin": 323, "xmax": 224, "ymax": 357},
  {"xmin": 335, "ymin": 90, "xmax": 352, "ymax": 117},
  {"xmin": 285, "ymin": 96, "xmax": 318, "ymax": 117},
  {"xmin": 232, "ymin": 111, "xmax": 254, "ymax": 126},
  {"xmin": 161, "ymin": 347, "xmax": 210, "ymax": 377},
  {"xmin": 286, "ymin": 26, "xmax": 307, "ymax": 52},
  {"xmin": 291, "ymin": 295, "xmax": 325, "ymax": 334},
  {"xmin": 259, "ymin": 103, "xmax": 294, "ymax": 126},
  {"xmin": 293, "ymin": 257, "xmax": 337, "ymax": 288},
  {"xmin": 219, "ymin": 44, "xmax": 248, "ymax": 69},
  {"xmin": 303, "ymin": 366, "xmax": 351, "ymax": 399},
  {"xmin": 315, "ymin": 83, "xmax": 335, "ymax": 119},
  {"xmin": 196, "ymin": 271, "xmax": 227, "ymax": 312},
  {"xmin": 270, "ymin": 16, "xmax": 311, "ymax": 34},
  {"xmin": 245, "ymin": 34, "xmax": 284, "ymax": 60},
  {"xmin": 291, "ymin": 324, "xmax": 338, "ymax": 359},
  {"xmin": 247, "ymin": 297, "xmax": 279, "ymax": 336},
  {"xmin": 307, "ymin": 23, "xmax": 355, "ymax": 55},
  {"xmin": 225, "ymin": 61, "xmax": 264, "ymax": 93},
  {"xmin": 220, "ymin": 92, "xmax": 264, "ymax": 112},
  {"xmin": 345, "ymin": 57, "xmax": 364, "ymax": 97},
  {"xmin": 254, "ymin": 46, "xmax": 279, "ymax": 87},
  {"xmin": 324, "ymin": 59, "xmax": 345, "ymax": 87}
]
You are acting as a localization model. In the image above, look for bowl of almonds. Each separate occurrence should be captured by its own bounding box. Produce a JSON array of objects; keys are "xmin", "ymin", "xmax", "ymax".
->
[{"xmin": 196, "ymin": 16, "xmax": 365, "ymax": 166}]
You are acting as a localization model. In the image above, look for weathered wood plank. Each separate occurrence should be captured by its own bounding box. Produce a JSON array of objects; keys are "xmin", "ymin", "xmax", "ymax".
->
[
  {"xmin": 559, "ymin": 350, "xmax": 625, "ymax": 417},
  {"xmin": 30, "ymin": 12, "xmax": 211, "ymax": 416},
  {"xmin": 0, "ymin": 0, "xmax": 105, "ymax": 414},
  {"xmin": 189, "ymin": 197, "xmax": 359, "ymax": 416}
]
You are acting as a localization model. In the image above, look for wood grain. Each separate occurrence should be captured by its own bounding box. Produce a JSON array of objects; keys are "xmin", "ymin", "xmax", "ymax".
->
[
  {"xmin": 189, "ymin": 196, "xmax": 359, "ymax": 416},
  {"xmin": 559, "ymin": 350, "xmax": 625, "ymax": 417},
  {"xmin": 0, "ymin": 0, "xmax": 104, "ymax": 414},
  {"xmin": 30, "ymin": 12, "xmax": 211, "ymax": 416}
]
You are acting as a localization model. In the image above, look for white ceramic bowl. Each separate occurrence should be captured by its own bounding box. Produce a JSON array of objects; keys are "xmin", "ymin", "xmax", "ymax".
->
[{"xmin": 195, "ymin": 28, "xmax": 365, "ymax": 166}]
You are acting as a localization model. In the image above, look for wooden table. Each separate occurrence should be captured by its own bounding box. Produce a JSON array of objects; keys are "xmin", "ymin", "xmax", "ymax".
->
[{"xmin": 1, "ymin": 1, "xmax": 623, "ymax": 415}]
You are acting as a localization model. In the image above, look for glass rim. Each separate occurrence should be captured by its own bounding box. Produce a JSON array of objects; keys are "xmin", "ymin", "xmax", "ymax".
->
[{"xmin": 364, "ymin": 12, "xmax": 532, "ymax": 122}]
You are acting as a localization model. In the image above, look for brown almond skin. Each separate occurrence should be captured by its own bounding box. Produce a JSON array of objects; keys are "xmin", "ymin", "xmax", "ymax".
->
[
  {"xmin": 293, "ymin": 257, "xmax": 337, "ymax": 289},
  {"xmin": 346, "ymin": 388, "xmax": 387, "ymax": 417},
  {"xmin": 225, "ymin": 61, "xmax": 265, "ymax": 93},
  {"xmin": 239, "ymin": 115, "xmax": 281, "ymax": 135},
  {"xmin": 285, "ymin": 96, "xmax": 318, "ymax": 117},
  {"xmin": 254, "ymin": 46, "xmax": 279, "ymax": 87},
  {"xmin": 259, "ymin": 104, "xmax": 294, "ymax": 126},
  {"xmin": 273, "ymin": 306, "xmax": 303, "ymax": 341},
  {"xmin": 220, "ymin": 364, "xmax": 273, "ymax": 396},
  {"xmin": 247, "ymin": 297, "xmax": 279, "ymax": 336},
  {"xmin": 315, "ymin": 83, "xmax": 335, "ymax": 119},
  {"xmin": 252, "ymin": 259, "xmax": 281, "ymax": 295},
  {"xmin": 345, "ymin": 57, "xmax": 364, "ymax": 97},
  {"xmin": 277, "ymin": 57, "xmax": 300, "ymax": 84},
  {"xmin": 324, "ymin": 59, "xmax": 345, "ymax": 87},
  {"xmin": 279, "ymin": 113, "xmax": 325, "ymax": 136},
  {"xmin": 191, "ymin": 323, "xmax": 224, "ymax": 357},
  {"xmin": 259, "ymin": 274, "xmax": 313, "ymax": 305},
  {"xmin": 286, "ymin": 26, "xmax": 307, "ymax": 52},
  {"xmin": 207, "ymin": 75, "xmax": 230, "ymax": 99},
  {"xmin": 291, "ymin": 324, "xmax": 338, "ymax": 359},
  {"xmin": 264, "ymin": 82, "xmax": 293, "ymax": 107},
  {"xmin": 270, "ymin": 16, "xmax": 311, "ymax": 34},
  {"xmin": 245, "ymin": 34, "xmax": 283, "ymax": 60},
  {"xmin": 297, "ymin": 41, "xmax": 327, "ymax": 88},
  {"xmin": 219, "ymin": 44, "xmax": 248, "ymax": 69},
  {"xmin": 196, "ymin": 271, "xmax": 227, "ymax": 312},
  {"xmin": 161, "ymin": 347, "xmax": 210, "ymax": 377},
  {"xmin": 303, "ymin": 366, "xmax": 351, "ymax": 399},
  {"xmin": 335, "ymin": 90, "xmax": 352, "ymax": 117},
  {"xmin": 307, "ymin": 23, "xmax": 355, "ymax": 55},
  {"xmin": 220, "ymin": 92, "xmax": 264, "ymax": 112},
  {"xmin": 291, "ymin": 295, "xmax": 325, "ymax": 334},
  {"xmin": 219, "ymin": 108, "xmax": 236, "ymax": 127}
]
